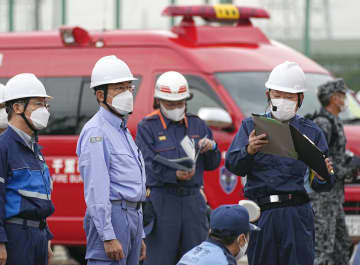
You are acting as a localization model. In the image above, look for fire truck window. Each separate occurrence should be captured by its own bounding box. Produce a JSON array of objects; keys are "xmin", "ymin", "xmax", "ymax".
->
[
  {"xmin": 40, "ymin": 77, "xmax": 82, "ymax": 135},
  {"xmin": 184, "ymin": 75, "xmax": 225, "ymax": 115},
  {"xmin": 215, "ymin": 72, "xmax": 334, "ymax": 118},
  {"xmin": 76, "ymin": 77, "xmax": 142, "ymax": 134}
]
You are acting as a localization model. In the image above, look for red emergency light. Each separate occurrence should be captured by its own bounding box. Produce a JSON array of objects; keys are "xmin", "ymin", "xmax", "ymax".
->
[
  {"xmin": 59, "ymin": 26, "xmax": 93, "ymax": 46},
  {"xmin": 162, "ymin": 5, "xmax": 270, "ymax": 24}
]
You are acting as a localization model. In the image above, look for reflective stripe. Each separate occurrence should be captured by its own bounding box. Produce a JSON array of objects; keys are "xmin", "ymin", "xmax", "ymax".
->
[
  {"xmin": 18, "ymin": 190, "xmax": 51, "ymax": 200},
  {"xmin": 0, "ymin": 177, "xmax": 4, "ymax": 183}
]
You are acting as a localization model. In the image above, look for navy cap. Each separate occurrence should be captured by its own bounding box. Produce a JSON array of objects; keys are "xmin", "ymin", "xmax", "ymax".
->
[{"xmin": 210, "ymin": 204, "xmax": 260, "ymax": 237}]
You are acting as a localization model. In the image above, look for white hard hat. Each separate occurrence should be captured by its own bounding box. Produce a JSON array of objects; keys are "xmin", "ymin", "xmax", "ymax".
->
[
  {"xmin": 154, "ymin": 71, "xmax": 191, "ymax": 101},
  {"xmin": 0, "ymin": 83, "xmax": 5, "ymax": 104},
  {"xmin": 238, "ymin": 199, "xmax": 261, "ymax": 223},
  {"xmin": 90, "ymin": 55, "xmax": 137, "ymax": 88},
  {"xmin": 5, "ymin": 73, "xmax": 52, "ymax": 102},
  {"xmin": 265, "ymin": 61, "xmax": 306, "ymax": 93}
]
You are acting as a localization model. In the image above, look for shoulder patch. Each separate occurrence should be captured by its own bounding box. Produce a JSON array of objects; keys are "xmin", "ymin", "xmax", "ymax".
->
[{"xmin": 90, "ymin": 136, "xmax": 103, "ymax": 143}]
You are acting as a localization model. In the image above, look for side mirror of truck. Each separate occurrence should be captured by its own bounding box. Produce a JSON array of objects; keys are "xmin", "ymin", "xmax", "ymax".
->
[{"xmin": 197, "ymin": 107, "xmax": 233, "ymax": 130}]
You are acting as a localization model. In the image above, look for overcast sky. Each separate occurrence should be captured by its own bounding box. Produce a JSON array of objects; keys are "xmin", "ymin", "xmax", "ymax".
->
[{"xmin": 1, "ymin": 0, "xmax": 359, "ymax": 40}]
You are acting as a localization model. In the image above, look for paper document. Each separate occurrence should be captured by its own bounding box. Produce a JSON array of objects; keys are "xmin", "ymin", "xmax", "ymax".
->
[
  {"xmin": 154, "ymin": 135, "xmax": 206, "ymax": 172},
  {"xmin": 252, "ymin": 114, "xmax": 330, "ymax": 180}
]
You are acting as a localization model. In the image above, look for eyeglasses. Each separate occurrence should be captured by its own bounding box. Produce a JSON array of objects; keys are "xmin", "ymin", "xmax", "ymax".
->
[
  {"xmin": 113, "ymin": 84, "xmax": 135, "ymax": 92},
  {"xmin": 30, "ymin": 101, "xmax": 50, "ymax": 109}
]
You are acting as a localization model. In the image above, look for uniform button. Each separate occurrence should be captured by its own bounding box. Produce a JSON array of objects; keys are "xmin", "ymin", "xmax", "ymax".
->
[{"xmin": 270, "ymin": 179, "xmax": 274, "ymax": 183}]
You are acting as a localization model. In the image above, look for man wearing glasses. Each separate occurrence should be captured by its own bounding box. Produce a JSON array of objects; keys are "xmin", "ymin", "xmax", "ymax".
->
[
  {"xmin": 77, "ymin": 55, "xmax": 147, "ymax": 265},
  {"xmin": 0, "ymin": 73, "xmax": 54, "ymax": 265}
]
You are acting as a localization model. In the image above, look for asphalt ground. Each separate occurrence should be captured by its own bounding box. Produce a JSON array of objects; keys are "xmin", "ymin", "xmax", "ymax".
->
[{"xmin": 50, "ymin": 245, "xmax": 249, "ymax": 265}]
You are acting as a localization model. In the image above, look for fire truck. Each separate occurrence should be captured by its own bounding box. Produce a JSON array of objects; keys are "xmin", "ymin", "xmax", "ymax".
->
[{"xmin": 0, "ymin": 4, "xmax": 359, "ymax": 262}]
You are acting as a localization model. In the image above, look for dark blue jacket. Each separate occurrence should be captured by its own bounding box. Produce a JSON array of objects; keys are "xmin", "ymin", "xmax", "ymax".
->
[
  {"xmin": 0, "ymin": 127, "xmax": 54, "ymax": 242},
  {"xmin": 136, "ymin": 110, "xmax": 221, "ymax": 187},
  {"xmin": 225, "ymin": 114, "xmax": 335, "ymax": 200}
]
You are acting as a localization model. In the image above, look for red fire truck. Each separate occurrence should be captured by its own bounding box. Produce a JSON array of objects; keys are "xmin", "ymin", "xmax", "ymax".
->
[{"xmin": 0, "ymin": 4, "xmax": 359, "ymax": 262}]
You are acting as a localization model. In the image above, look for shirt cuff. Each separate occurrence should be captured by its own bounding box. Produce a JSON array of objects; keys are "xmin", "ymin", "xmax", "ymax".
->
[
  {"xmin": 103, "ymin": 228, "xmax": 116, "ymax": 241},
  {"xmin": 142, "ymin": 228, "xmax": 145, "ymax": 239},
  {"xmin": 212, "ymin": 141, "xmax": 217, "ymax": 151},
  {"xmin": 315, "ymin": 176, "xmax": 327, "ymax": 184}
]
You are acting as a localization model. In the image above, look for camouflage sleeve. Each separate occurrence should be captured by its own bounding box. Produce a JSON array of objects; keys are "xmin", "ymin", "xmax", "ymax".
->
[
  {"xmin": 313, "ymin": 117, "xmax": 332, "ymax": 144},
  {"xmin": 314, "ymin": 117, "xmax": 352, "ymax": 180}
]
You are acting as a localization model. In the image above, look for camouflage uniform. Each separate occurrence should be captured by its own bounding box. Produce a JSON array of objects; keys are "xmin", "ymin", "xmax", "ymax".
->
[{"xmin": 310, "ymin": 79, "xmax": 353, "ymax": 265}]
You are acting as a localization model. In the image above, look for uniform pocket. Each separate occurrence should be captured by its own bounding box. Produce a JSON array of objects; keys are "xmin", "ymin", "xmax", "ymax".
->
[{"xmin": 110, "ymin": 152, "xmax": 142, "ymax": 183}]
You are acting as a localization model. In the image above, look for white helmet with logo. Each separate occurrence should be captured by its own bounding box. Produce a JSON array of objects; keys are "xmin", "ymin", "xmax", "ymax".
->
[
  {"xmin": 0, "ymin": 83, "xmax": 5, "ymax": 104},
  {"xmin": 5, "ymin": 73, "xmax": 52, "ymax": 102},
  {"xmin": 90, "ymin": 55, "xmax": 137, "ymax": 88},
  {"xmin": 154, "ymin": 71, "xmax": 191, "ymax": 101},
  {"xmin": 265, "ymin": 61, "xmax": 306, "ymax": 93}
]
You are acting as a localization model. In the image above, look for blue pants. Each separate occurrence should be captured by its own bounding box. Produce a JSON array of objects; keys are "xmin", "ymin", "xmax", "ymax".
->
[
  {"xmin": 247, "ymin": 203, "xmax": 315, "ymax": 265},
  {"xmin": 143, "ymin": 187, "xmax": 208, "ymax": 265},
  {"xmin": 84, "ymin": 202, "xmax": 143, "ymax": 265},
  {"xmin": 5, "ymin": 222, "xmax": 48, "ymax": 265}
]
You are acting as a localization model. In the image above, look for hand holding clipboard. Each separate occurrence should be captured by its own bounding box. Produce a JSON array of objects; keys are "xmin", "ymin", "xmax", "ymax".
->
[{"xmin": 252, "ymin": 114, "xmax": 334, "ymax": 180}]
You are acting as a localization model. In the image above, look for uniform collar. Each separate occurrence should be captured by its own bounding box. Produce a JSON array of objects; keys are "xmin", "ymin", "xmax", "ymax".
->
[
  {"xmin": 206, "ymin": 238, "xmax": 237, "ymax": 265},
  {"xmin": 159, "ymin": 109, "xmax": 188, "ymax": 129},
  {"xmin": 8, "ymin": 124, "xmax": 36, "ymax": 151},
  {"xmin": 320, "ymin": 107, "xmax": 338, "ymax": 121},
  {"xmin": 99, "ymin": 106, "xmax": 127, "ymax": 130},
  {"xmin": 6, "ymin": 125, "xmax": 39, "ymax": 152}
]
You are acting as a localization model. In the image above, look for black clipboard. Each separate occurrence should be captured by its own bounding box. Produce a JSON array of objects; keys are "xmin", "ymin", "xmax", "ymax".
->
[{"xmin": 289, "ymin": 124, "xmax": 330, "ymax": 180}]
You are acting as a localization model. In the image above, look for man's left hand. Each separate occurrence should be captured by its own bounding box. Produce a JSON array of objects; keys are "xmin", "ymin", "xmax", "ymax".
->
[
  {"xmin": 140, "ymin": 240, "xmax": 146, "ymax": 261},
  {"xmin": 316, "ymin": 158, "xmax": 334, "ymax": 181},
  {"xmin": 48, "ymin": 241, "xmax": 53, "ymax": 264},
  {"xmin": 198, "ymin": 138, "xmax": 215, "ymax": 153}
]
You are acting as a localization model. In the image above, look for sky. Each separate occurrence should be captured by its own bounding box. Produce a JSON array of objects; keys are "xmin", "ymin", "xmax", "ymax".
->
[{"xmin": 1, "ymin": 0, "xmax": 359, "ymax": 40}]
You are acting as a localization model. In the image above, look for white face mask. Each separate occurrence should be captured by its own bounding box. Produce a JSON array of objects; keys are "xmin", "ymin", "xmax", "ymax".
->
[
  {"xmin": 235, "ymin": 236, "xmax": 248, "ymax": 261},
  {"xmin": 0, "ymin": 108, "xmax": 8, "ymax": 129},
  {"xmin": 30, "ymin": 107, "xmax": 50, "ymax": 130},
  {"xmin": 111, "ymin": 90, "xmax": 133, "ymax": 115},
  {"xmin": 270, "ymin": 98, "xmax": 297, "ymax": 121},
  {"xmin": 160, "ymin": 104, "xmax": 185, "ymax": 122}
]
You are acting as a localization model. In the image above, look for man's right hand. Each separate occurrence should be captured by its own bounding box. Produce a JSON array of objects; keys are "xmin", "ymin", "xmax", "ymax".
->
[
  {"xmin": 176, "ymin": 168, "xmax": 195, "ymax": 181},
  {"xmin": 247, "ymin": 130, "xmax": 269, "ymax": 155},
  {"xmin": 0, "ymin": 243, "xmax": 7, "ymax": 265},
  {"xmin": 104, "ymin": 239, "xmax": 124, "ymax": 261}
]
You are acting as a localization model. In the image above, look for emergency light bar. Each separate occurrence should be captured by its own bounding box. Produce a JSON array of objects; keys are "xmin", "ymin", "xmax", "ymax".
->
[
  {"xmin": 59, "ymin": 26, "xmax": 92, "ymax": 46},
  {"xmin": 162, "ymin": 5, "xmax": 270, "ymax": 23}
]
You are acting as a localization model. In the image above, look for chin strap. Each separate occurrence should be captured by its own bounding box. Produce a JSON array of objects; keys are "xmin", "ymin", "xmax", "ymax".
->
[
  {"xmin": 101, "ymin": 87, "xmax": 126, "ymax": 120},
  {"xmin": 18, "ymin": 99, "xmax": 39, "ymax": 143}
]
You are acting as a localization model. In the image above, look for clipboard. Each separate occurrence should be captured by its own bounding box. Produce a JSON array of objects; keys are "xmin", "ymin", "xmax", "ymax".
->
[
  {"xmin": 289, "ymin": 125, "xmax": 330, "ymax": 180},
  {"xmin": 252, "ymin": 114, "xmax": 331, "ymax": 180},
  {"xmin": 252, "ymin": 114, "xmax": 297, "ymax": 159}
]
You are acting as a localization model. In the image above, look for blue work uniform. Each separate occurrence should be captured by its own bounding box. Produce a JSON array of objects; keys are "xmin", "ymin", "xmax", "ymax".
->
[
  {"xmin": 76, "ymin": 107, "xmax": 146, "ymax": 265},
  {"xmin": 136, "ymin": 110, "xmax": 221, "ymax": 265},
  {"xmin": 225, "ymin": 113, "xmax": 335, "ymax": 265},
  {"xmin": 177, "ymin": 239, "xmax": 237, "ymax": 265},
  {"xmin": 0, "ymin": 125, "xmax": 54, "ymax": 265}
]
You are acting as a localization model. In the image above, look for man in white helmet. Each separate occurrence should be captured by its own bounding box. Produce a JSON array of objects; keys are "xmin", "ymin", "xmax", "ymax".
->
[
  {"xmin": 136, "ymin": 71, "xmax": 221, "ymax": 265},
  {"xmin": 76, "ymin": 55, "xmax": 146, "ymax": 265},
  {"xmin": 225, "ymin": 61, "xmax": 335, "ymax": 265},
  {"xmin": 0, "ymin": 73, "xmax": 54, "ymax": 265},
  {"xmin": 0, "ymin": 84, "xmax": 8, "ymax": 134}
]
